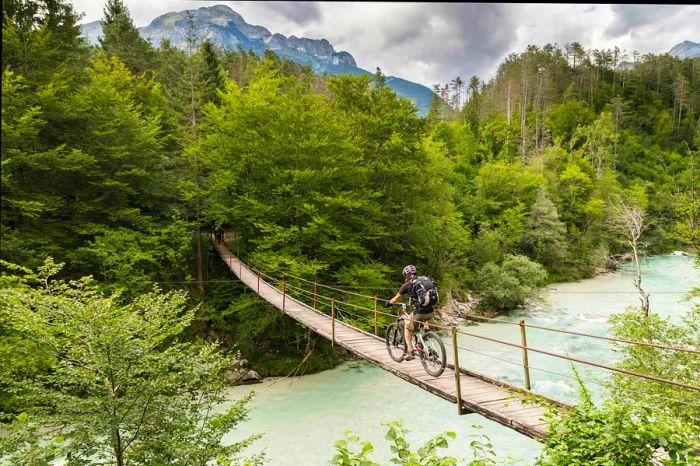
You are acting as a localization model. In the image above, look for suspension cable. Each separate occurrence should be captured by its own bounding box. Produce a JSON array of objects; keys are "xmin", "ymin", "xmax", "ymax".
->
[{"xmin": 456, "ymin": 314, "xmax": 699, "ymax": 354}]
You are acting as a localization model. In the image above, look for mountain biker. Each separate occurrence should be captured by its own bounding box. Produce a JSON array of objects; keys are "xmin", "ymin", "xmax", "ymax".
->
[{"xmin": 385, "ymin": 264, "xmax": 435, "ymax": 361}]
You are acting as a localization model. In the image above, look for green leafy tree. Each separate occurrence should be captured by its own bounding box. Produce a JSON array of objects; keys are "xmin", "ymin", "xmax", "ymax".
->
[
  {"xmin": 573, "ymin": 112, "xmax": 618, "ymax": 177},
  {"xmin": 472, "ymin": 254, "xmax": 548, "ymax": 310},
  {"xmin": 0, "ymin": 258, "xmax": 262, "ymax": 466},
  {"xmin": 546, "ymin": 100, "xmax": 595, "ymax": 148},
  {"xmin": 608, "ymin": 306, "xmax": 700, "ymax": 426}
]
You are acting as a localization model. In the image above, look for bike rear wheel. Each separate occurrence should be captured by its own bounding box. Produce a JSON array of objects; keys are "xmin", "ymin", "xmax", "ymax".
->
[
  {"xmin": 385, "ymin": 323, "xmax": 406, "ymax": 362},
  {"xmin": 419, "ymin": 331, "xmax": 446, "ymax": 376}
]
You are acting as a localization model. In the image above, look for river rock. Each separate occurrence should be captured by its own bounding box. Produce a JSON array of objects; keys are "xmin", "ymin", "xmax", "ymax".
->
[
  {"xmin": 225, "ymin": 357, "xmax": 262, "ymax": 385},
  {"xmin": 436, "ymin": 297, "xmax": 480, "ymax": 327},
  {"xmin": 671, "ymin": 250, "xmax": 689, "ymax": 256},
  {"xmin": 240, "ymin": 370, "xmax": 262, "ymax": 383}
]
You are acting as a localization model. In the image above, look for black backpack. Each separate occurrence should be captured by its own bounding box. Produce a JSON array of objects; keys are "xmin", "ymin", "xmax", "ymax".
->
[{"xmin": 410, "ymin": 276, "xmax": 439, "ymax": 308}]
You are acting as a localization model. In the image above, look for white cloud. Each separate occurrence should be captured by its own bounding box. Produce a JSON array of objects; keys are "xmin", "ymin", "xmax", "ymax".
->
[{"xmin": 72, "ymin": 1, "xmax": 700, "ymax": 88}]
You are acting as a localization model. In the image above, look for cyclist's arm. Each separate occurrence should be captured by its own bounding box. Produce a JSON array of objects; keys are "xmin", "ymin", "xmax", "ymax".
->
[
  {"xmin": 388, "ymin": 281, "xmax": 412, "ymax": 305},
  {"xmin": 387, "ymin": 292, "xmax": 402, "ymax": 305}
]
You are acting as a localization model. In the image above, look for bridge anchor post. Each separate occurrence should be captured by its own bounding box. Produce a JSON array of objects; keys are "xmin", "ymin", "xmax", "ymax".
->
[
  {"xmin": 373, "ymin": 297, "xmax": 378, "ymax": 335},
  {"xmin": 331, "ymin": 298, "xmax": 335, "ymax": 347},
  {"xmin": 520, "ymin": 320, "xmax": 531, "ymax": 390},
  {"xmin": 451, "ymin": 327, "xmax": 465, "ymax": 415},
  {"xmin": 282, "ymin": 273, "xmax": 286, "ymax": 314}
]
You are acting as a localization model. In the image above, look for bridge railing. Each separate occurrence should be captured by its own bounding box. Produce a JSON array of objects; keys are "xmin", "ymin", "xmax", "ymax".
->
[{"xmin": 214, "ymin": 236, "xmax": 700, "ymax": 413}]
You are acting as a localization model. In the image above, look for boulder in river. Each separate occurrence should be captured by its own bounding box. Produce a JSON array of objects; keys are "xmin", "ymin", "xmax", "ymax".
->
[{"xmin": 225, "ymin": 357, "xmax": 263, "ymax": 385}]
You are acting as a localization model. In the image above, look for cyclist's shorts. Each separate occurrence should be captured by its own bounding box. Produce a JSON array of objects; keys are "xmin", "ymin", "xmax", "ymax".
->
[{"xmin": 404, "ymin": 311, "xmax": 433, "ymax": 330}]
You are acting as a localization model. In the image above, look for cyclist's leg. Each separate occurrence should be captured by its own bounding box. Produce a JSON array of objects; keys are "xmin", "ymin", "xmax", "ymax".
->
[
  {"xmin": 404, "ymin": 313, "xmax": 420, "ymax": 355},
  {"xmin": 413, "ymin": 311, "xmax": 434, "ymax": 353}
]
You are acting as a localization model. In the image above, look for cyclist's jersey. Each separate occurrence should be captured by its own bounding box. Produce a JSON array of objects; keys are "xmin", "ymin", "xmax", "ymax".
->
[
  {"xmin": 397, "ymin": 278, "xmax": 434, "ymax": 314},
  {"xmin": 398, "ymin": 280, "xmax": 413, "ymax": 296}
]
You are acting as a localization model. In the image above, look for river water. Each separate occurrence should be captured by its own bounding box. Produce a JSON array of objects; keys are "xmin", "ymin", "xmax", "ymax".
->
[{"xmin": 221, "ymin": 254, "xmax": 699, "ymax": 465}]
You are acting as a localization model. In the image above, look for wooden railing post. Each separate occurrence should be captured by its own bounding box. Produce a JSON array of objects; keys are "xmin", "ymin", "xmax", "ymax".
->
[
  {"xmin": 520, "ymin": 320, "xmax": 531, "ymax": 390},
  {"xmin": 331, "ymin": 298, "xmax": 336, "ymax": 347},
  {"xmin": 451, "ymin": 327, "xmax": 464, "ymax": 415},
  {"xmin": 256, "ymin": 264, "xmax": 260, "ymax": 294},
  {"xmin": 239, "ymin": 259, "xmax": 242, "ymax": 277},
  {"xmin": 314, "ymin": 282, "xmax": 318, "ymax": 310},
  {"xmin": 282, "ymin": 272, "xmax": 286, "ymax": 314},
  {"xmin": 373, "ymin": 296, "xmax": 378, "ymax": 335}
]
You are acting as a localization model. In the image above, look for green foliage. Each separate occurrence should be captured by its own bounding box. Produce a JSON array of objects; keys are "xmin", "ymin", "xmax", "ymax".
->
[
  {"xmin": 608, "ymin": 305, "xmax": 700, "ymax": 425},
  {"xmin": 473, "ymin": 254, "xmax": 547, "ymax": 310},
  {"xmin": 330, "ymin": 421, "xmax": 522, "ymax": 466},
  {"xmin": 2, "ymin": 0, "xmax": 87, "ymax": 87},
  {"xmin": 536, "ymin": 302, "xmax": 700, "ymax": 466},
  {"xmin": 0, "ymin": 258, "xmax": 262, "ymax": 465},
  {"xmin": 1, "ymin": 50, "xmax": 191, "ymax": 291},
  {"xmin": 537, "ymin": 393, "xmax": 699, "ymax": 466},
  {"xmin": 547, "ymin": 100, "xmax": 596, "ymax": 147},
  {"xmin": 331, "ymin": 430, "xmax": 380, "ymax": 466},
  {"xmin": 383, "ymin": 420, "xmax": 458, "ymax": 466},
  {"xmin": 197, "ymin": 61, "xmax": 468, "ymax": 295}
]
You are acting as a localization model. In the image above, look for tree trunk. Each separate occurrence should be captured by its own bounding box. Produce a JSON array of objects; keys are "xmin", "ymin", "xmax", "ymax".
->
[
  {"xmin": 506, "ymin": 81, "xmax": 512, "ymax": 126},
  {"xmin": 196, "ymin": 225, "xmax": 203, "ymax": 289},
  {"xmin": 631, "ymin": 240, "xmax": 650, "ymax": 317},
  {"xmin": 114, "ymin": 428, "xmax": 124, "ymax": 466},
  {"xmin": 521, "ymin": 78, "xmax": 528, "ymax": 162}
]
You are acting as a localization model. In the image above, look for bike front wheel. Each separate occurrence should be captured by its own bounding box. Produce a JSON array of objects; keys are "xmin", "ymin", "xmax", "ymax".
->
[
  {"xmin": 419, "ymin": 331, "xmax": 446, "ymax": 376},
  {"xmin": 385, "ymin": 323, "xmax": 406, "ymax": 362}
]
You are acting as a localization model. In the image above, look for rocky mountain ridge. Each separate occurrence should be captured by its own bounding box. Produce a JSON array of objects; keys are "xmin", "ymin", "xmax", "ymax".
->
[
  {"xmin": 80, "ymin": 4, "xmax": 433, "ymax": 114},
  {"xmin": 669, "ymin": 40, "xmax": 700, "ymax": 59}
]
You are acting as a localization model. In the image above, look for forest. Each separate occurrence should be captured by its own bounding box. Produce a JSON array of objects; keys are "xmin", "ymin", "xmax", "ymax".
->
[{"xmin": 1, "ymin": 0, "xmax": 699, "ymax": 464}]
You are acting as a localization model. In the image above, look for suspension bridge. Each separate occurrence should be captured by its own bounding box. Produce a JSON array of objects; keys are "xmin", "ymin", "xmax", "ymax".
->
[{"xmin": 212, "ymin": 236, "xmax": 699, "ymax": 441}]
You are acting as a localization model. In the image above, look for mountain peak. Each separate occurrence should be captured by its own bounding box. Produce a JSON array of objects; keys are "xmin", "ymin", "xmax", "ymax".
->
[{"xmin": 669, "ymin": 40, "xmax": 700, "ymax": 59}]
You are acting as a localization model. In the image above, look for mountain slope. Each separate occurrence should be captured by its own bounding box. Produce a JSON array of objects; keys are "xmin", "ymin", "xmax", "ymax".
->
[
  {"xmin": 80, "ymin": 5, "xmax": 434, "ymax": 114},
  {"xmin": 669, "ymin": 40, "xmax": 700, "ymax": 59}
]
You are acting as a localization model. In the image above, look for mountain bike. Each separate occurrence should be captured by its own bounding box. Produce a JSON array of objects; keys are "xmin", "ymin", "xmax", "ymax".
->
[{"xmin": 385, "ymin": 303, "xmax": 446, "ymax": 377}]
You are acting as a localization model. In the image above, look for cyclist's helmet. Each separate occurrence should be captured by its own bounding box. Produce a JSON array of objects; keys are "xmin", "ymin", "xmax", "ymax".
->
[{"xmin": 402, "ymin": 264, "xmax": 417, "ymax": 276}]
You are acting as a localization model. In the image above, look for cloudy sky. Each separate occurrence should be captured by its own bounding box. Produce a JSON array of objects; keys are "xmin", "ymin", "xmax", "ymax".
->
[{"xmin": 72, "ymin": 1, "xmax": 700, "ymax": 88}]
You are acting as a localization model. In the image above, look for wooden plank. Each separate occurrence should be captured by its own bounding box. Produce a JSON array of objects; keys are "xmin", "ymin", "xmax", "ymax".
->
[
  {"xmin": 495, "ymin": 405, "xmax": 546, "ymax": 417},
  {"xmin": 484, "ymin": 398, "xmax": 532, "ymax": 408},
  {"xmin": 468, "ymin": 392, "xmax": 514, "ymax": 404}
]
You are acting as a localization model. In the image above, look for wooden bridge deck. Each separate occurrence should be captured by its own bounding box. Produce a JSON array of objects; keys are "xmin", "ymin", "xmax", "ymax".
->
[{"xmin": 214, "ymin": 241, "xmax": 561, "ymax": 440}]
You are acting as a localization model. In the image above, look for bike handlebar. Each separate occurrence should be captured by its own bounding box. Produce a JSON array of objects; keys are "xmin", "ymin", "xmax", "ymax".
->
[{"xmin": 386, "ymin": 301, "xmax": 409, "ymax": 309}]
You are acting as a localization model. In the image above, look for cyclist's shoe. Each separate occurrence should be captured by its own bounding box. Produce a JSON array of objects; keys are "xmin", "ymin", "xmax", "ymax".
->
[{"xmin": 403, "ymin": 351, "xmax": 416, "ymax": 361}]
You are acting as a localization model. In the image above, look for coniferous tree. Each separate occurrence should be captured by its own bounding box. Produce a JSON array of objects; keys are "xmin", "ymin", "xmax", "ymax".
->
[
  {"xmin": 521, "ymin": 187, "xmax": 568, "ymax": 269},
  {"xmin": 2, "ymin": 0, "xmax": 87, "ymax": 86},
  {"xmin": 99, "ymin": 0, "xmax": 155, "ymax": 74}
]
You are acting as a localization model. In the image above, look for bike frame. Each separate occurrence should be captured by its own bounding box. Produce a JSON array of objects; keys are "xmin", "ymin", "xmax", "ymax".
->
[
  {"xmin": 385, "ymin": 302, "xmax": 446, "ymax": 377},
  {"xmin": 397, "ymin": 305, "xmax": 430, "ymax": 356}
]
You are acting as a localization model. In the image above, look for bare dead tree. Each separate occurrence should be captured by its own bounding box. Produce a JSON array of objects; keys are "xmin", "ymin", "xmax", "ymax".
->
[{"xmin": 609, "ymin": 196, "xmax": 650, "ymax": 316}]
